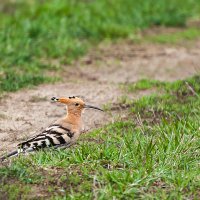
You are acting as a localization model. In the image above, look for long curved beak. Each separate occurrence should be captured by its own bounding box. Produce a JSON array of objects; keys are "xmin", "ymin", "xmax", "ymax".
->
[{"xmin": 84, "ymin": 105, "xmax": 104, "ymax": 112}]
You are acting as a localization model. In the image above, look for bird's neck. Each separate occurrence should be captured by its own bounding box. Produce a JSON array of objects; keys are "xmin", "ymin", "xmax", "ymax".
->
[{"xmin": 65, "ymin": 110, "xmax": 82, "ymax": 125}]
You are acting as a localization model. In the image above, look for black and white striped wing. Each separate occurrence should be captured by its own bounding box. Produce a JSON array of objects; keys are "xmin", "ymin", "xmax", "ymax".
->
[{"xmin": 17, "ymin": 124, "xmax": 74, "ymax": 152}]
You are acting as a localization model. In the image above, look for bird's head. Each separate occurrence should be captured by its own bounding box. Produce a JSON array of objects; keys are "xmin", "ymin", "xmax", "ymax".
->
[{"xmin": 51, "ymin": 96, "xmax": 103, "ymax": 114}]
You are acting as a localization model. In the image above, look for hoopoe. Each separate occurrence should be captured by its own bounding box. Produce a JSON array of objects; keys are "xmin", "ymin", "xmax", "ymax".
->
[{"xmin": 1, "ymin": 96, "xmax": 103, "ymax": 161}]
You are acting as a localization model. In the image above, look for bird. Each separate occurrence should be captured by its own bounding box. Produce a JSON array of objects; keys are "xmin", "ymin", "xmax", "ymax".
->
[{"xmin": 1, "ymin": 96, "xmax": 103, "ymax": 161}]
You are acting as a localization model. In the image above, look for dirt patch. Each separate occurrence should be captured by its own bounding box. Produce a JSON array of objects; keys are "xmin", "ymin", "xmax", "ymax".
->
[
  {"xmin": 1, "ymin": 34, "xmax": 200, "ymax": 155},
  {"xmin": 66, "ymin": 39, "xmax": 200, "ymax": 83},
  {"xmin": 141, "ymin": 26, "xmax": 186, "ymax": 37}
]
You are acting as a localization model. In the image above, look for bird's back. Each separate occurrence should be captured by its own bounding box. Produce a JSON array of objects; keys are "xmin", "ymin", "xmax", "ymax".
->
[{"xmin": 18, "ymin": 121, "xmax": 79, "ymax": 153}]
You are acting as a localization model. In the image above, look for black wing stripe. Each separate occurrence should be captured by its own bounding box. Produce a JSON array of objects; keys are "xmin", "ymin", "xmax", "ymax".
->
[
  {"xmin": 41, "ymin": 125, "xmax": 60, "ymax": 133},
  {"xmin": 57, "ymin": 126, "xmax": 71, "ymax": 132},
  {"xmin": 45, "ymin": 136, "xmax": 55, "ymax": 146},
  {"xmin": 56, "ymin": 136, "xmax": 66, "ymax": 144},
  {"xmin": 67, "ymin": 132, "xmax": 74, "ymax": 138},
  {"xmin": 33, "ymin": 142, "xmax": 38, "ymax": 147},
  {"xmin": 25, "ymin": 143, "xmax": 31, "ymax": 148},
  {"xmin": 49, "ymin": 131, "xmax": 63, "ymax": 136},
  {"xmin": 48, "ymin": 124, "xmax": 60, "ymax": 128},
  {"xmin": 41, "ymin": 141, "xmax": 47, "ymax": 148},
  {"xmin": 18, "ymin": 135, "xmax": 46, "ymax": 148},
  {"xmin": 26, "ymin": 134, "xmax": 46, "ymax": 142},
  {"xmin": 29, "ymin": 137, "xmax": 46, "ymax": 142},
  {"xmin": 34, "ymin": 141, "xmax": 46, "ymax": 149},
  {"xmin": 18, "ymin": 142, "xmax": 30, "ymax": 147}
]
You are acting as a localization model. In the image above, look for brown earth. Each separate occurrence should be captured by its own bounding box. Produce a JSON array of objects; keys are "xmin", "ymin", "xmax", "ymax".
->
[{"xmin": 0, "ymin": 34, "xmax": 200, "ymax": 155}]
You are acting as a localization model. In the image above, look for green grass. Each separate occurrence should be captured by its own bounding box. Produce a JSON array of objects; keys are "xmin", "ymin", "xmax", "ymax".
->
[
  {"xmin": 0, "ymin": 184, "xmax": 31, "ymax": 200},
  {"xmin": 1, "ymin": 0, "xmax": 200, "ymax": 93},
  {"xmin": 1, "ymin": 75, "xmax": 200, "ymax": 199},
  {"xmin": 0, "ymin": 71, "xmax": 58, "ymax": 92},
  {"xmin": 122, "ymin": 79, "xmax": 165, "ymax": 92},
  {"xmin": 144, "ymin": 27, "xmax": 200, "ymax": 44}
]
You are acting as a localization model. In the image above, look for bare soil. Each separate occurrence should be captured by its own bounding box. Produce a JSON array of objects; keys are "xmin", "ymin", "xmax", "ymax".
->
[{"xmin": 1, "ymin": 34, "xmax": 200, "ymax": 155}]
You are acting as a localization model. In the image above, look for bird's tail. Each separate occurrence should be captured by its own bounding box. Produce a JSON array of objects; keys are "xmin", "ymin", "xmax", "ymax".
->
[
  {"xmin": 1, "ymin": 143, "xmax": 73, "ymax": 162},
  {"xmin": 0, "ymin": 148, "xmax": 35, "ymax": 162},
  {"xmin": 0, "ymin": 150, "xmax": 19, "ymax": 162}
]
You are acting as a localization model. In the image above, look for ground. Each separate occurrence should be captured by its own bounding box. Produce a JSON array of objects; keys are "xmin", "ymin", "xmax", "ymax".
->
[
  {"xmin": 0, "ymin": 28, "xmax": 200, "ymax": 154},
  {"xmin": 0, "ymin": 1, "xmax": 200, "ymax": 199},
  {"xmin": 0, "ymin": 21, "xmax": 200, "ymax": 199}
]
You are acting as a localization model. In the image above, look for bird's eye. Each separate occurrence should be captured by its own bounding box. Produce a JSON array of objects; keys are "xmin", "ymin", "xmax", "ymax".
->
[{"xmin": 75, "ymin": 103, "xmax": 79, "ymax": 106}]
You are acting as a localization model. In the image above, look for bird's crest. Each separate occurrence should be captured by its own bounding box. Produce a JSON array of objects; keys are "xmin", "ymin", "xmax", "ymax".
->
[
  {"xmin": 51, "ymin": 96, "xmax": 103, "ymax": 111},
  {"xmin": 51, "ymin": 96, "xmax": 85, "ymax": 105}
]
